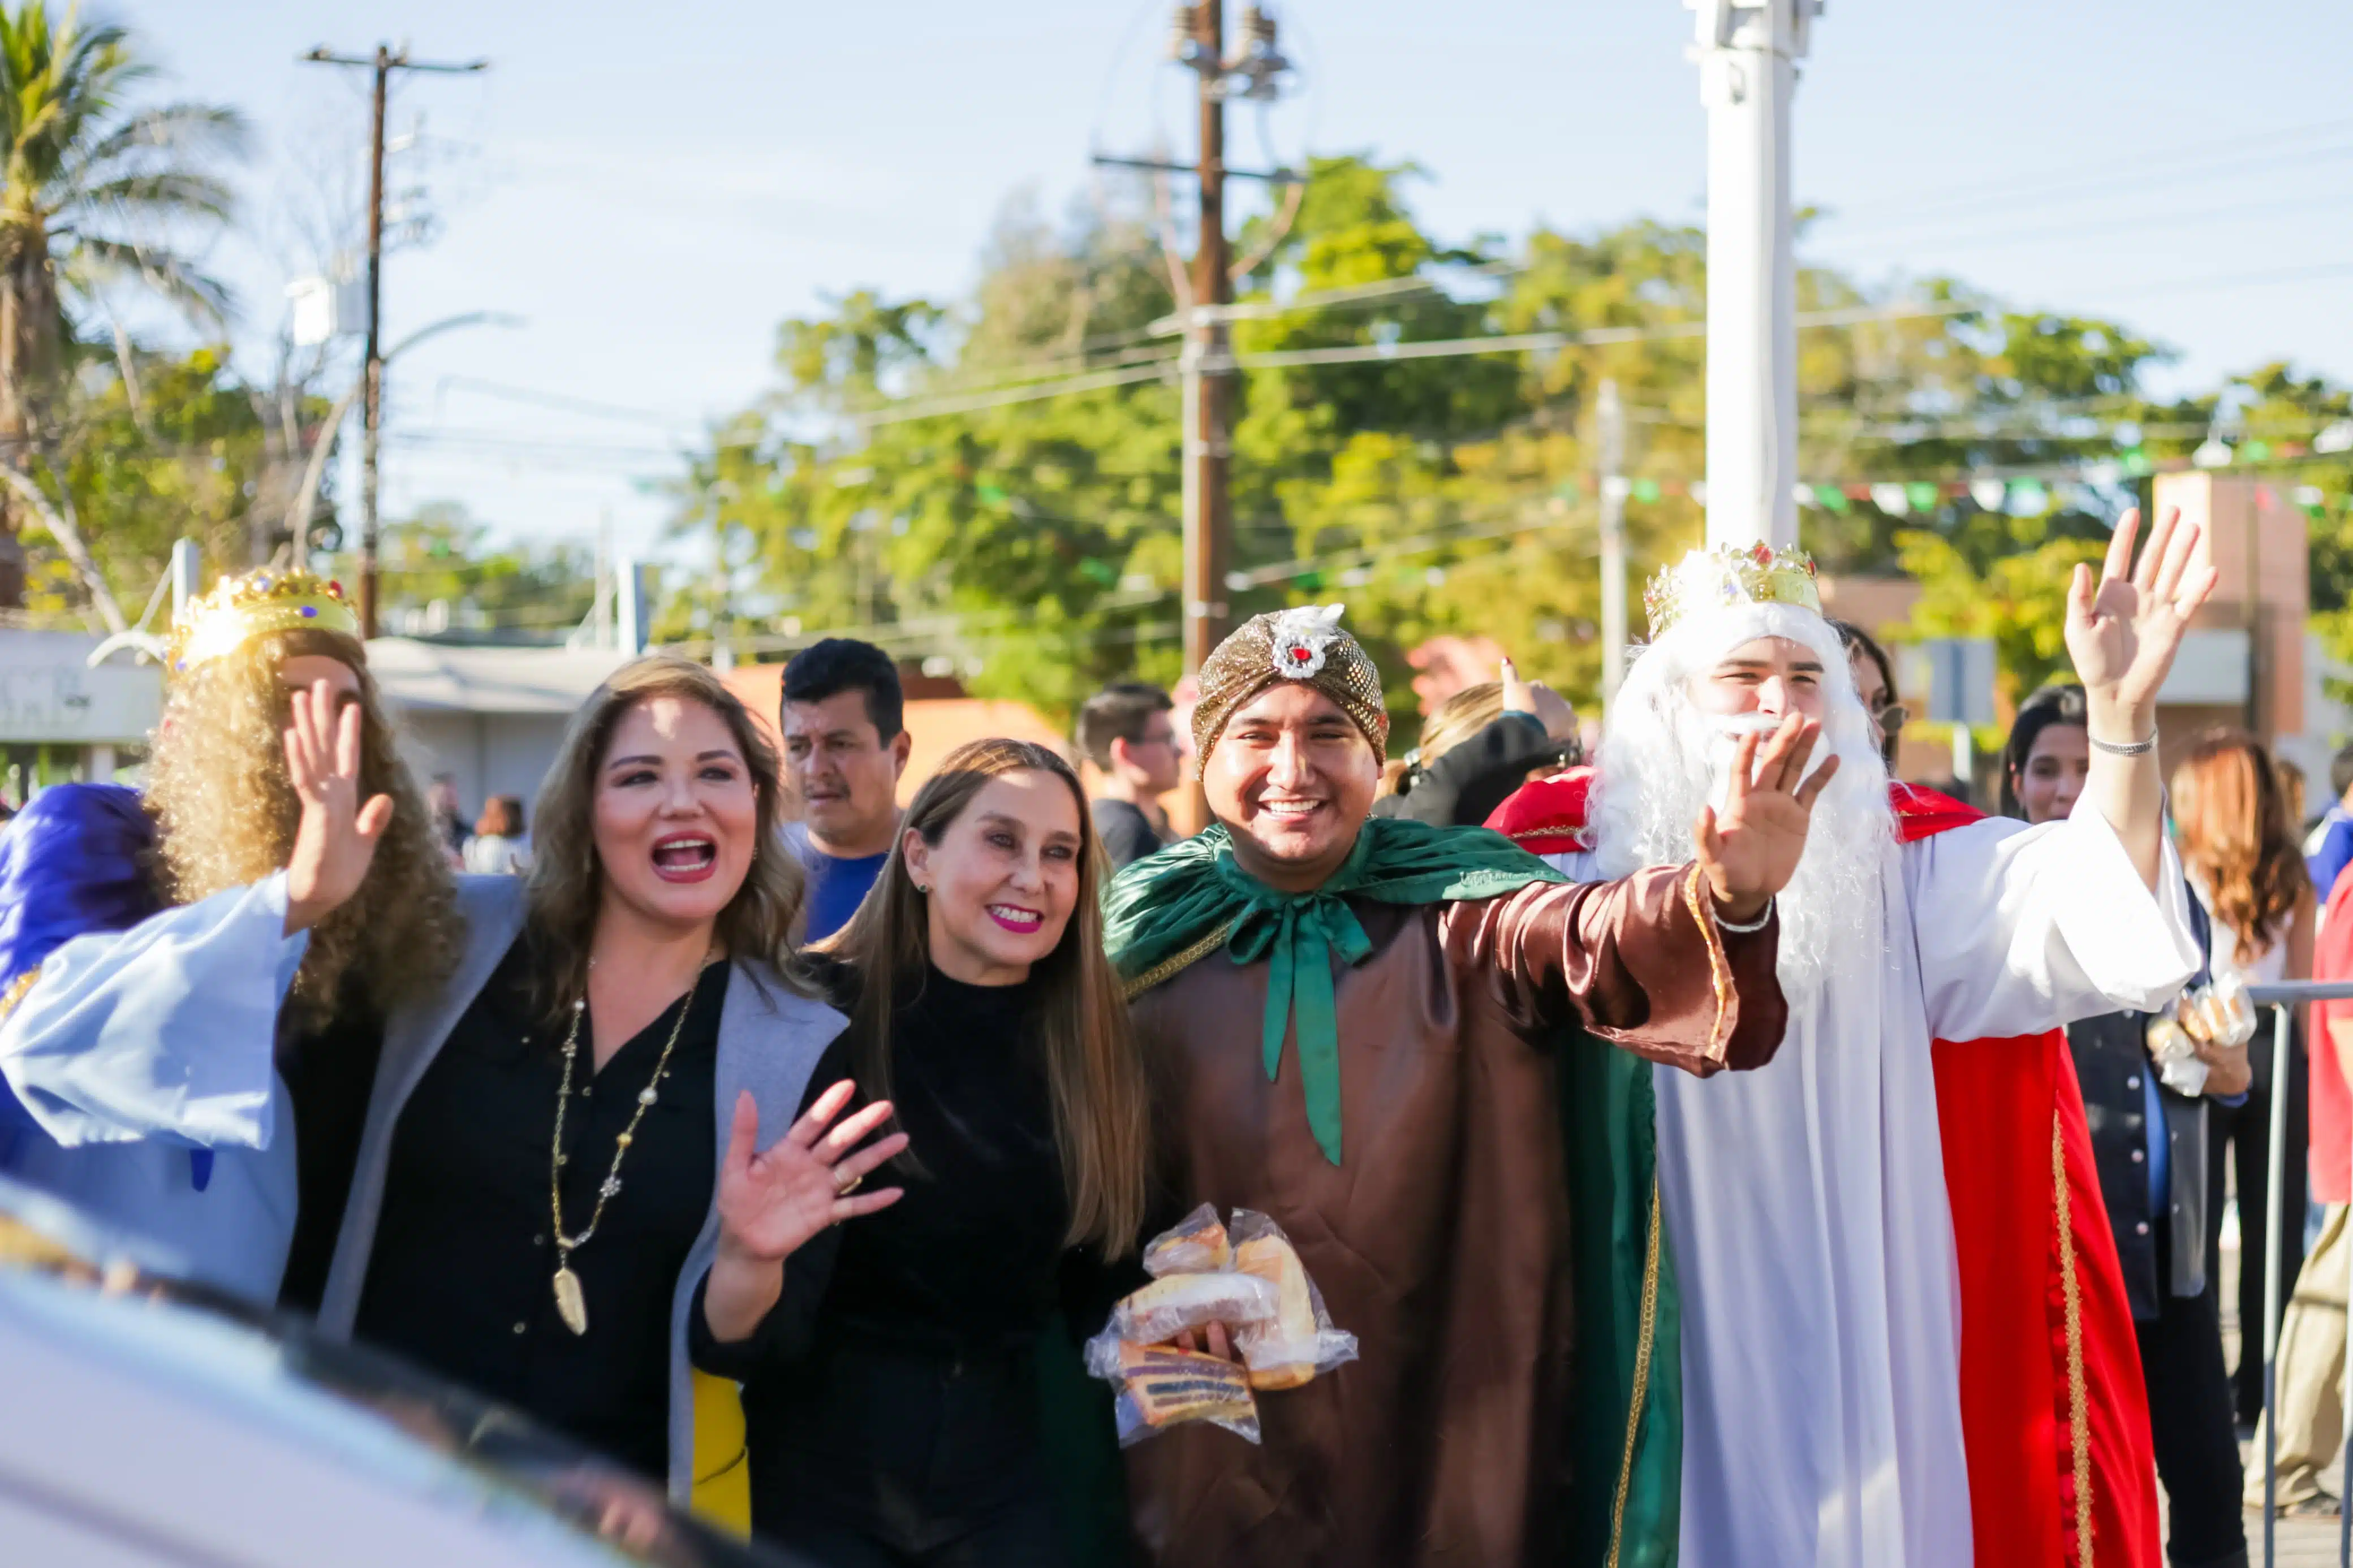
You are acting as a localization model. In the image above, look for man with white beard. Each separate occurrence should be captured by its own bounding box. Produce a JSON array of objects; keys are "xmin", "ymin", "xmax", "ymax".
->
[{"xmin": 1489, "ymin": 513, "xmax": 2214, "ymax": 1568}]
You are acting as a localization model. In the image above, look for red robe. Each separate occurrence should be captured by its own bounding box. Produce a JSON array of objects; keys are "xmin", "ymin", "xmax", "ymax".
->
[{"xmin": 1486, "ymin": 773, "xmax": 2160, "ymax": 1568}]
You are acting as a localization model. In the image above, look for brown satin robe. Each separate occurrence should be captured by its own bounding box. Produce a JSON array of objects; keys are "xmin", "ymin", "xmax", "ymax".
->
[{"xmin": 1123, "ymin": 862, "xmax": 1785, "ymax": 1568}]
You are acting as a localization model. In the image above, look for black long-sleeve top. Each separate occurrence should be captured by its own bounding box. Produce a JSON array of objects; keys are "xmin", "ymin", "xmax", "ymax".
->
[
  {"xmin": 690, "ymin": 958, "xmax": 1136, "ymax": 1544},
  {"xmin": 691, "ymin": 957, "xmax": 1121, "ymax": 1377},
  {"xmin": 1373, "ymin": 711, "xmax": 1570, "ymax": 828},
  {"xmin": 359, "ymin": 936, "xmax": 725, "ymax": 1481}
]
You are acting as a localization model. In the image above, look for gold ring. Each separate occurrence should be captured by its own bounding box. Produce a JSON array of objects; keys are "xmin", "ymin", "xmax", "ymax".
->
[{"xmin": 834, "ymin": 1169, "xmax": 863, "ymax": 1197}]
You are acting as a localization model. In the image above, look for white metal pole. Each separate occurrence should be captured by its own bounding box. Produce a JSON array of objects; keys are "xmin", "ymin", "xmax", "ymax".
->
[
  {"xmin": 169, "ymin": 538, "xmax": 201, "ymax": 622},
  {"xmin": 1688, "ymin": 0, "xmax": 1816, "ymax": 552},
  {"xmin": 2264, "ymin": 1001, "xmax": 2294, "ymax": 1562},
  {"xmin": 1597, "ymin": 378, "xmax": 1628, "ymax": 709}
]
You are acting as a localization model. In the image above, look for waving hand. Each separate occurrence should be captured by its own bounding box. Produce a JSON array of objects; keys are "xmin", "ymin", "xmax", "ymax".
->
[{"xmin": 1695, "ymin": 715, "xmax": 1839, "ymax": 923}]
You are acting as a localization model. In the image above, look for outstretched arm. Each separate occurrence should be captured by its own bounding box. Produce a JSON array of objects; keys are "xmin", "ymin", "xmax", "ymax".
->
[
  {"xmin": 2068, "ymin": 506, "xmax": 2220, "ymax": 889},
  {"xmin": 0, "ymin": 680, "xmax": 394, "ymax": 1148},
  {"xmin": 1448, "ymin": 864, "xmax": 1789, "ymax": 1075}
]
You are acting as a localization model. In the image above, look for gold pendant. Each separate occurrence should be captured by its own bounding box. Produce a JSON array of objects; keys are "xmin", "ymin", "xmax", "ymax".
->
[{"xmin": 553, "ymin": 1265, "xmax": 589, "ymax": 1336}]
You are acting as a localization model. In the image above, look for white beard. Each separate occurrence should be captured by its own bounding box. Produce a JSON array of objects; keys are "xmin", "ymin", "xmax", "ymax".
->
[{"xmin": 1587, "ymin": 605, "xmax": 1897, "ymax": 1013}]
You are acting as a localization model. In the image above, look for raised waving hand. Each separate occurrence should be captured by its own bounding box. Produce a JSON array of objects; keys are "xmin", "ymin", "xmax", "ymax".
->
[
  {"xmin": 282, "ymin": 678, "xmax": 394, "ymax": 935},
  {"xmin": 1696, "ymin": 714, "xmax": 1839, "ymax": 924},
  {"xmin": 714, "ymin": 1082, "xmax": 907, "ymax": 1265}
]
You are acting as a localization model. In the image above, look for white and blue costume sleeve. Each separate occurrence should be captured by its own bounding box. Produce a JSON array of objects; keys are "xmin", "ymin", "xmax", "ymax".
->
[{"xmin": 0, "ymin": 873, "xmax": 308, "ymax": 1150}]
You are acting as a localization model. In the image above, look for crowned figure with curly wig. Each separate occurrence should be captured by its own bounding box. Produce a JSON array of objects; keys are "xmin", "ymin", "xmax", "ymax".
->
[
  {"xmin": 1484, "ymin": 513, "xmax": 2217, "ymax": 1568},
  {"xmin": 1099, "ymin": 603, "xmax": 1836, "ymax": 1568},
  {"xmin": 0, "ymin": 567, "xmax": 461, "ymax": 1308}
]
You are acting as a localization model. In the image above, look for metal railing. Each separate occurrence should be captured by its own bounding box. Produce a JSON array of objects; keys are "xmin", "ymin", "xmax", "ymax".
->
[{"xmin": 2243, "ymin": 980, "xmax": 2353, "ymax": 1568}]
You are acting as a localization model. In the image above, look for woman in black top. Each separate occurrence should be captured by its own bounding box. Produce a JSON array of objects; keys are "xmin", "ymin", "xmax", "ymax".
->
[
  {"xmin": 692, "ymin": 736, "xmax": 1152, "ymax": 1567},
  {"xmin": 328, "ymin": 654, "xmax": 847, "ymax": 1497}
]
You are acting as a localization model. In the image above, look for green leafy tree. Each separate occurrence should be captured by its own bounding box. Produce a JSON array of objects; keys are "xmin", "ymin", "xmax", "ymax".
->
[
  {"xmin": 366, "ymin": 500, "xmax": 598, "ymax": 640},
  {"xmin": 0, "ymin": 1, "xmax": 246, "ymax": 614},
  {"xmin": 15, "ymin": 344, "xmax": 308, "ymax": 628},
  {"xmin": 674, "ymin": 154, "xmax": 2353, "ymax": 733}
]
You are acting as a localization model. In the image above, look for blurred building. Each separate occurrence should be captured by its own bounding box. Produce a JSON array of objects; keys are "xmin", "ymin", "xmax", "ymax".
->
[
  {"xmin": 366, "ymin": 638, "xmax": 634, "ymax": 815},
  {"xmin": 0, "ymin": 632, "xmax": 164, "ymax": 804}
]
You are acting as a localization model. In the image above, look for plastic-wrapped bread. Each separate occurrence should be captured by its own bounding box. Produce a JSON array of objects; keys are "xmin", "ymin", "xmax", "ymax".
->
[
  {"xmin": 1234, "ymin": 1232, "xmax": 1321, "ymax": 1389},
  {"xmin": 1143, "ymin": 1202, "xmax": 1234, "ymax": 1276},
  {"xmin": 1109, "ymin": 1269, "xmax": 1278, "ymax": 1346},
  {"xmin": 1229, "ymin": 1210, "xmax": 1359, "ymax": 1389},
  {"xmin": 1118, "ymin": 1342, "xmax": 1258, "ymax": 1431}
]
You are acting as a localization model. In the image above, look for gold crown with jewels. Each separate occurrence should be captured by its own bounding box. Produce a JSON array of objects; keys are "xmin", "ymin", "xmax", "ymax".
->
[
  {"xmin": 169, "ymin": 567, "xmax": 361, "ymax": 674},
  {"xmin": 1642, "ymin": 541, "xmax": 1822, "ymax": 638}
]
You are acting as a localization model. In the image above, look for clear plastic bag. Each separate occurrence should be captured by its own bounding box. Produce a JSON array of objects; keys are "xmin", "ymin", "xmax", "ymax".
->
[
  {"xmin": 1142, "ymin": 1202, "xmax": 1233, "ymax": 1277},
  {"xmin": 1084, "ymin": 1204, "xmax": 1355, "ymax": 1446},
  {"xmin": 1102, "ymin": 1269, "xmax": 1278, "ymax": 1345},
  {"xmin": 2144, "ymin": 1014, "xmax": 2210, "ymax": 1097},
  {"xmin": 1227, "ymin": 1210, "xmax": 1359, "ymax": 1390},
  {"xmin": 1094, "ymin": 1340, "xmax": 1261, "ymax": 1448}
]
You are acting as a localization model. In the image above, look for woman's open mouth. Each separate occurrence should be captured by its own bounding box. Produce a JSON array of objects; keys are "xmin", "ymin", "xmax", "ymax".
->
[
  {"xmin": 650, "ymin": 833, "xmax": 719, "ymax": 883},
  {"xmin": 986, "ymin": 904, "xmax": 1043, "ymax": 934}
]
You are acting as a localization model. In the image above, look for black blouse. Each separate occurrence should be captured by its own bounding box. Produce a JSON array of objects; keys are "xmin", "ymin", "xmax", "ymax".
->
[
  {"xmin": 274, "ymin": 993, "xmax": 384, "ymax": 1315},
  {"xmin": 356, "ymin": 936, "xmax": 725, "ymax": 1480},
  {"xmin": 693, "ymin": 958, "xmax": 1121, "ymax": 1373}
]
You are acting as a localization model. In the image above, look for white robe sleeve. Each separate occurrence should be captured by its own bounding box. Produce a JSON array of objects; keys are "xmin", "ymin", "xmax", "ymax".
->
[
  {"xmin": 1908, "ymin": 804, "xmax": 2200, "ymax": 1043},
  {"xmin": 0, "ymin": 873, "xmax": 308, "ymax": 1149}
]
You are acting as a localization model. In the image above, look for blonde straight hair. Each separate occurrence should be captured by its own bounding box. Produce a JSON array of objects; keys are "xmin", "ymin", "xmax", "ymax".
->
[
  {"xmin": 524, "ymin": 654, "xmax": 809, "ymax": 1022},
  {"xmin": 830, "ymin": 737, "xmax": 1150, "ymax": 1258}
]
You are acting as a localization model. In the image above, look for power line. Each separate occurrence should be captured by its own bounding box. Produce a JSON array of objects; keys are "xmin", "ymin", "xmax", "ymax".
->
[{"xmin": 1826, "ymin": 114, "xmax": 2353, "ymax": 222}]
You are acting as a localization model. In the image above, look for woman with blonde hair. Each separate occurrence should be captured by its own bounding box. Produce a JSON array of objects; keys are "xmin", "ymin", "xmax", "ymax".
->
[
  {"xmin": 692, "ymin": 736, "xmax": 1151, "ymax": 1566},
  {"xmin": 0, "ymin": 567, "xmax": 459, "ymax": 1309},
  {"xmin": 2174, "ymin": 728, "xmax": 2315, "ymax": 1428}
]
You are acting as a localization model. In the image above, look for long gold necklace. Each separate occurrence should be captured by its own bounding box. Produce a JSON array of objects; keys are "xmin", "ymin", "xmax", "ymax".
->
[{"xmin": 547, "ymin": 958, "xmax": 713, "ymax": 1336}]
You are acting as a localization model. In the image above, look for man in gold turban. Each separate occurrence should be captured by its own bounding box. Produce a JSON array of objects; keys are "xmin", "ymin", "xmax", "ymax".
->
[{"xmin": 1100, "ymin": 602, "xmax": 1833, "ymax": 1567}]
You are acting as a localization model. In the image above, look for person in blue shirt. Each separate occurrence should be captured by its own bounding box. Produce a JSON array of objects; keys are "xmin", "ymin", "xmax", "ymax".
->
[
  {"xmin": 2304, "ymin": 741, "xmax": 2353, "ymax": 908},
  {"xmin": 779, "ymin": 638, "xmax": 910, "ymax": 941}
]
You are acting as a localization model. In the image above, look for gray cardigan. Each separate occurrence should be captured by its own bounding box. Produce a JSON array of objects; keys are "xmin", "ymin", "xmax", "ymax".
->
[{"xmin": 313, "ymin": 875, "xmax": 847, "ymax": 1500}]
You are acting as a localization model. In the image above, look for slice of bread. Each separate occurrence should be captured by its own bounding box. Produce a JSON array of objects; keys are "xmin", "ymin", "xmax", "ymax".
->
[
  {"xmin": 1118, "ymin": 1342, "xmax": 1256, "ymax": 1429},
  {"xmin": 1235, "ymin": 1233, "xmax": 1320, "ymax": 1390}
]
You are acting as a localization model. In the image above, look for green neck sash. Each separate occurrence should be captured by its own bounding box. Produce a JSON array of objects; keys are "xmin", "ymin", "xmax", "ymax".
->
[{"xmin": 1101, "ymin": 816, "xmax": 1564, "ymax": 1163}]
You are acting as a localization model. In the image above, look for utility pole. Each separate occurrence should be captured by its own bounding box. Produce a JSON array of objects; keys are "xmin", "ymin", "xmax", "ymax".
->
[
  {"xmin": 1098, "ymin": 6, "xmax": 1293, "ymax": 677},
  {"xmin": 1596, "ymin": 379, "xmax": 1628, "ymax": 709},
  {"xmin": 1686, "ymin": 0, "xmax": 1820, "ymax": 551},
  {"xmin": 301, "ymin": 42, "xmax": 488, "ymax": 637},
  {"xmin": 1180, "ymin": 0, "xmax": 1234, "ymax": 675}
]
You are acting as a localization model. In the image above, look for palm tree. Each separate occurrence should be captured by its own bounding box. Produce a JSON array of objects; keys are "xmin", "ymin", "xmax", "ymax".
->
[{"xmin": 0, "ymin": 1, "xmax": 247, "ymax": 618}]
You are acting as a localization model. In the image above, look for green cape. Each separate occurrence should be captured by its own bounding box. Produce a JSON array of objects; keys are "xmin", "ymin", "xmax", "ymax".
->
[
  {"xmin": 1044, "ymin": 817, "xmax": 1682, "ymax": 1566},
  {"xmin": 1100, "ymin": 817, "xmax": 1562, "ymax": 1163}
]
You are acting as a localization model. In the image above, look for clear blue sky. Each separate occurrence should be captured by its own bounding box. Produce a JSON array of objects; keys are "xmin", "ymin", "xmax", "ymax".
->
[{"xmin": 129, "ymin": 1, "xmax": 2353, "ymax": 562}]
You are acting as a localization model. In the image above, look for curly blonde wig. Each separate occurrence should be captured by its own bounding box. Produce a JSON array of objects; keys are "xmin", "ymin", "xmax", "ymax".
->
[
  {"xmin": 523, "ymin": 655, "xmax": 811, "ymax": 1025},
  {"xmin": 142, "ymin": 628, "xmax": 463, "ymax": 1030}
]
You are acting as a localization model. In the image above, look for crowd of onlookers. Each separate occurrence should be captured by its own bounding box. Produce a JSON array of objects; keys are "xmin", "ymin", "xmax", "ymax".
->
[{"xmin": 8, "ymin": 616, "xmax": 2353, "ymax": 1548}]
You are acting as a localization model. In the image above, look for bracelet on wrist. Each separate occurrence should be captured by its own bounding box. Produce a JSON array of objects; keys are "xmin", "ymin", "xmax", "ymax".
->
[
  {"xmin": 1713, "ymin": 896, "xmax": 1774, "ymax": 935},
  {"xmin": 2088, "ymin": 728, "xmax": 2158, "ymax": 757}
]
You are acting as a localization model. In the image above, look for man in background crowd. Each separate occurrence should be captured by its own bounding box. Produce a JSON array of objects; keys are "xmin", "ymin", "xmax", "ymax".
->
[
  {"xmin": 779, "ymin": 637, "xmax": 910, "ymax": 940},
  {"xmin": 2307, "ymin": 741, "xmax": 2353, "ymax": 909},
  {"xmin": 1076, "ymin": 680, "xmax": 1181, "ymax": 868},
  {"xmin": 425, "ymin": 774, "xmax": 467, "ymax": 863}
]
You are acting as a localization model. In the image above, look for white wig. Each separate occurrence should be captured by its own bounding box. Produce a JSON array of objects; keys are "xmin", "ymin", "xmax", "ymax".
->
[{"xmin": 1588, "ymin": 599, "xmax": 1895, "ymax": 1010}]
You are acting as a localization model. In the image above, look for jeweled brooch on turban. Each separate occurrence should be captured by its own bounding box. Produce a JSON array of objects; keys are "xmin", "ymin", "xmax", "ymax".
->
[{"xmin": 1269, "ymin": 603, "xmax": 1346, "ymax": 680}]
